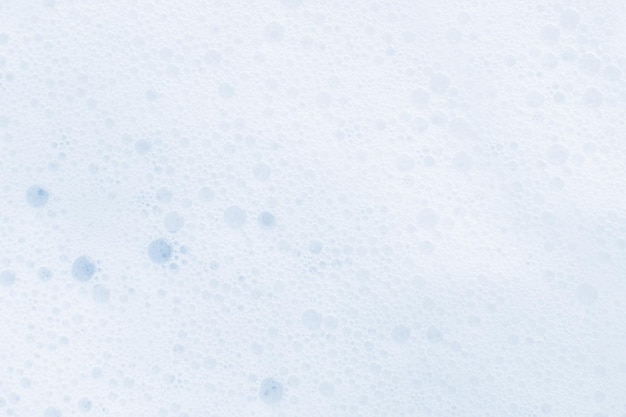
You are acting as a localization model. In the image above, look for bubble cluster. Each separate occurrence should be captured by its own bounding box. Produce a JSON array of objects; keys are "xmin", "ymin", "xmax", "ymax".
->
[{"xmin": 1, "ymin": 1, "xmax": 624, "ymax": 416}]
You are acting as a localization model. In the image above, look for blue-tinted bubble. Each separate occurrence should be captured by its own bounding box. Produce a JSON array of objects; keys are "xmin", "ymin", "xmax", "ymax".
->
[
  {"xmin": 258, "ymin": 211, "xmax": 276, "ymax": 229},
  {"xmin": 0, "ymin": 270, "xmax": 16, "ymax": 286},
  {"xmin": 38, "ymin": 267, "xmax": 52, "ymax": 281},
  {"xmin": 44, "ymin": 407, "xmax": 62, "ymax": 417},
  {"xmin": 302, "ymin": 309, "xmax": 322, "ymax": 330},
  {"xmin": 224, "ymin": 206, "xmax": 246, "ymax": 228},
  {"xmin": 156, "ymin": 188, "xmax": 172, "ymax": 204},
  {"xmin": 92, "ymin": 284, "xmax": 110, "ymax": 303},
  {"xmin": 392, "ymin": 325, "xmax": 410, "ymax": 343},
  {"xmin": 135, "ymin": 140, "xmax": 151, "ymax": 154},
  {"xmin": 259, "ymin": 378, "xmax": 283, "ymax": 404},
  {"xmin": 148, "ymin": 238, "xmax": 172, "ymax": 264},
  {"xmin": 164, "ymin": 211, "xmax": 184, "ymax": 233},
  {"xmin": 78, "ymin": 398, "xmax": 92, "ymax": 412},
  {"xmin": 26, "ymin": 185, "xmax": 49, "ymax": 207},
  {"xmin": 72, "ymin": 256, "xmax": 95, "ymax": 282},
  {"xmin": 308, "ymin": 240, "xmax": 323, "ymax": 254}
]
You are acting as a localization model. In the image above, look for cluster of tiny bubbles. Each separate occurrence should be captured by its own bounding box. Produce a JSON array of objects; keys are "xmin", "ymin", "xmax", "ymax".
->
[{"xmin": 0, "ymin": 1, "xmax": 624, "ymax": 416}]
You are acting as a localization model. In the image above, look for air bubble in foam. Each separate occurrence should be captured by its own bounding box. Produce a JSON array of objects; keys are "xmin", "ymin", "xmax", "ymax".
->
[
  {"xmin": 72, "ymin": 256, "xmax": 95, "ymax": 282},
  {"xmin": 26, "ymin": 185, "xmax": 49, "ymax": 207},
  {"xmin": 259, "ymin": 378, "xmax": 284, "ymax": 404}
]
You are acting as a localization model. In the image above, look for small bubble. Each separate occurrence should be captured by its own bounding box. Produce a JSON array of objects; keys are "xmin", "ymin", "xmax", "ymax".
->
[
  {"xmin": 525, "ymin": 90, "xmax": 545, "ymax": 107},
  {"xmin": 223, "ymin": 205, "xmax": 247, "ymax": 228},
  {"xmin": 392, "ymin": 325, "xmax": 410, "ymax": 343},
  {"xmin": 453, "ymin": 152, "xmax": 473, "ymax": 172},
  {"xmin": 426, "ymin": 326, "xmax": 442, "ymax": 343},
  {"xmin": 576, "ymin": 283, "xmax": 598, "ymax": 305},
  {"xmin": 540, "ymin": 24, "xmax": 560, "ymax": 44},
  {"xmin": 302, "ymin": 309, "xmax": 322, "ymax": 330},
  {"xmin": 219, "ymin": 83, "xmax": 234, "ymax": 98},
  {"xmin": 319, "ymin": 382, "xmax": 335, "ymax": 396},
  {"xmin": 264, "ymin": 22, "xmax": 284, "ymax": 42},
  {"xmin": 308, "ymin": 240, "xmax": 323, "ymax": 254},
  {"xmin": 259, "ymin": 378, "xmax": 283, "ymax": 404},
  {"xmin": 164, "ymin": 211, "xmax": 184, "ymax": 233},
  {"xmin": 416, "ymin": 208, "xmax": 439, "ymax": 230},
  {"xmin": 258, "ymin": 211, "xmax": 276, "ymax": 229},
  {"xmin": 546, "ymin": 144, "xmax": 569, "ymax": 165},
  {"xmin": 156, "ymin": 188, "xmax": 172, "ymax": 204},
  {"xmin": 134, "ymin": 140, "xmax": 151, "ymax": 154},
  {"xmin": 43, "ymin": 407, "xmax": 62, "ymax": 417},
  {"xmin": 26, "ymin": 185, "xmax": 49, "ymax": 207},
  {"xmin": 148, "ymin": 239, "xmax": 172, "ymax": 264},
  {"xmin": 38, "ymin": 267, "xmax": 52, "ymax": 281},
  {"xmin": 72, "ymin": 256, "xmax": 95, "ymax": 282},
  {"xmin": 410, "ymin": 88, "xmax": 430, "ymax": 109},
  {"xmin": 253, "ymin": 163, "xmax": 271, "ymax": 181},
  {"xmin": 560, "ymin": 9, "xmax": 580, "ymax": 30},
  {"xmin": 198, "ymin": 187, "xmax": 215, "ymax": 202},
  {"xmin": 316, "ymin": 92, "xmax": 332, "ymax": 108},
  {"xmin": 92, "ymin": 284, "xmax": 110, "ymax": 303},
  {"xmin": 78, "ymin": 398, "xmax": 92, "ymax": 412},
  {"xmin": 578, "ymin": 53, "xmax": 601, "ymax": 75},
  {"xmin": 429, "ymin": 73, "xmax": 450, "ymax": 93},
  {"xmin": 0, "ymin": 270, "xmax": 16, "ymax": 286},
  {"xmin": 583, "ymin": 88, "xmax": 603, "ymax": 108}
]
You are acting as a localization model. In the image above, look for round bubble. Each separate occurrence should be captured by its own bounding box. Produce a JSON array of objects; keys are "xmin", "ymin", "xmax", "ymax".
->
[
  {"xmin": 316, "ymin": 92, "xmax": 332, "ymax": 108},
  {"xmin": 264, "ymin": 22, "xmax": 284, "ymax": 42},
  {"xmin": 578, "ymin": 53, "xmax": 601, "ymax": 75},
  {"xmin": 148, "ymin": 239, "xmax": 172, "ymax": 264},
  {"xmin": 426, "ymin": 326, "xmax": 442, "ymax": 343},
  {"xmin": 259, "ymin": 378, "xmax": 284, "ymax": 404},
  {"xmin": 560, "ymin": 9, "xmax": 580, "ymax": 30},
  {"xmin": 26, "ymin": 185, "xmax": 49, "ymax": 207},
  {"xmin": 576, "ymin": 283, "xmax": 598, "ymax": 305},
  {"xmin": 319, "ymin": 382, "xmax": 334, "ymax": 396},
  {"xmin": 583, "ymin": 88, "xmax": 603, "ymax": 108},
  {"xmin": 38, "ymin": 267, "xmax": 52, "ymax": 281},
  {"xmin": 392, "ymin": 325, "xmax": 411, "ymax": 343},
  {"xmin": 156, "ymin": 188, "xmax": 172, "ymax": 203},
  {"xmin": 219, "ymin": 83, "xmax": 234, "ymax": 98},
  {"xmin": 525, "ymin": 90, "xmax": 545, "ymax": 107},
  {"xmin": 302, "ymin": 309, "xmax": 322, "ymax": 330},
  {"xmin": 308, "ymin": 240, "xmax": 323, "ymax": 254},
  {"xmin": 135, "ymin": 140, "xmax": 151, "ymax": 154},
  {"xmin": 0, "ymin": 270, "xmax": 16, "ymax": 286},
  {"xmin": 253, "ymin": 163, "xmax": 271, "ymax": 181},
  {"xmin": 164, "ymin": 211, "xmax": 184, "ymax": 233},
  {"xmin": 198, "ymin": 187, "xmax": 215, "ymax": 202},
  {"xmin": 224, "ymin": 206, "xmax": 246, "ymax": 228},
  {"xmin": 44, "ymin": 407, "xmax": 62, "ymax": 417},
  {"xmin": 395, "ymin": 155, "xmax": 415, "ymax": 172},
  {"xmin": 72, "ymin": 256, "xmax": 95, "ymax": 282},
  {"xmin": 453, "ymin": 152, "xmax": 474, "ymax": 172},
  {"xmin": 258, "ymin": 211, "xmax": 276, "ymax": 229},
  {"xmin": 540, "ymin": 24, "xmax": 560, "ymax": 44},
  {"xmin": 416, "ymin": 208, "xmax": 439, "ymax": 229},
  {"xmin": 429, "ymin": 73, "xmax": 450, "ymax": 93},
  {"xmin": 546, "ymin": 144, "xmax": 569, "ymax": 165},
  {"xmin": 410, "ymin": 88, "xmax": 430, "ymax": 109},
  {"xmin": 92, "ymin": 284, "xmax": 110, "ymax": 303},
  {"xmin": 78, "ymin": 398, "xmax": 92, "ymax": 412}
]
